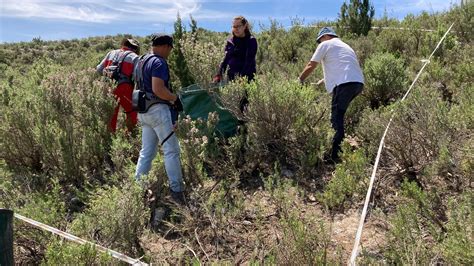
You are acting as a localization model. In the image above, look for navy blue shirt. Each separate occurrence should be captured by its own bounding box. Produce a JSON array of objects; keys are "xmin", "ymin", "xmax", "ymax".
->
[{"xmin": 142, "ymin": 55, "xmax": 170, "ymax": 95}]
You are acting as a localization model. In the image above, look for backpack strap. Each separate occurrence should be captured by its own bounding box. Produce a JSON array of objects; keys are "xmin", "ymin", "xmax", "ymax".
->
[
  {"xmin": 135, "ymin": 54, "xmax": 157, "ymax": 92},
  {"xmin": 117, "ymin": 51, "xmax": 133, "ymax": 75},
  {"xmin": 116, "ymin": 51, "xmax": 134, "ymax": 85},
  {"xmin": 134, "ymin": 54, "xmax": 170, "ymax": 112}
]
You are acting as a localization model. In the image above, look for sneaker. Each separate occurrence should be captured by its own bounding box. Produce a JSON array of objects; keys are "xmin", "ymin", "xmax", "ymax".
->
[{"xmin": 170, "ymin": 190, "xmax": 186, "ymax": 205}]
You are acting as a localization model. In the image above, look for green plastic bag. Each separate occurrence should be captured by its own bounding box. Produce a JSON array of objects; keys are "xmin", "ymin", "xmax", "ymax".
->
[{"xmin": 179, "ymin": 84, "xmax": 239, "ymax": 137}]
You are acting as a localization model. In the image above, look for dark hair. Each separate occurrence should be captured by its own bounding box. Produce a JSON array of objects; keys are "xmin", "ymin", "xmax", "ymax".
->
[
  {"xmin": 234, "ymin": 16, "xmax": 251, "ymax": 37},
  {"xmin": 151, "ymin": 33, "xmax": 174, "ymax": 48}
]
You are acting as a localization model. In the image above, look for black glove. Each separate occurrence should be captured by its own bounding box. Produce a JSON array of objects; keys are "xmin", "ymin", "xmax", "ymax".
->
[{"xmin": 173, "ymin": 94, "xmax": 184, "ymax": 112}]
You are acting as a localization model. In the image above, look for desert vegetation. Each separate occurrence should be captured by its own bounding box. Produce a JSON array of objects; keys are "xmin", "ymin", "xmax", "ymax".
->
[{"xmin": 0, "ymin": 2, "xmax": 472, "ymax": 264}]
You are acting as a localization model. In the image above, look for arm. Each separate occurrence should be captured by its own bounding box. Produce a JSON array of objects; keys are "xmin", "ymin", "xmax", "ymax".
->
[
  {"xmin": 242, "ymin": 37, "xmax": 257, "ymax": 77},
  {"xmin": 96, "ymin": 52, "xmax": 110, "ymax": 74},
  {"xmin": 298, "ymin": 61, "xmax": 318, "ymax": 83},
  {"xmin": 218, "ymin": 40, "xmax": 232, "ymax": 76},
  {"xmin": 152, "ymin": 77, "xmax": 177, "ymax": 102}
]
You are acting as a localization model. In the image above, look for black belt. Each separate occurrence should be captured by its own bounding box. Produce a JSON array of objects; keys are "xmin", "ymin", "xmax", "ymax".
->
[{"xmin": 334, "ymin": 82, "xmax": 363, "ymax": 89}]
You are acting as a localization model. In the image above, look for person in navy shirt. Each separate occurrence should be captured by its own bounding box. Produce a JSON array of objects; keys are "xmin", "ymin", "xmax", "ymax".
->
[{"xmin": 135, "ymin": 34, "xmax": 185, "ymax": 205}]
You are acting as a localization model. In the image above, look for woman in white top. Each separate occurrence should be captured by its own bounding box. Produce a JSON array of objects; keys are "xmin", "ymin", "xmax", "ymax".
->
[{"xmin": 298, "ymin": 27, "xmax": 364, "ymax": 163}]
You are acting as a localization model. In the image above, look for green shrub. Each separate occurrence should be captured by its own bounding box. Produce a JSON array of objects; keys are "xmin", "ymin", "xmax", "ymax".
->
[
  {"xmin": 318, "ymin": 146, "xmax": 369, "ymax": 210},
  {"xmin": 385, "ymin": 181, "xmax": 440, "ymax": 264},
  {"xmin": 337, "ymin": 0, "xmax": 375, "ymax": 36},
  {"xmin": 357, "ymin": 84, "xmax": 471, "ymax": 192},
  {"xmin": 346, "ymin": 33, "xmax": 376, "ymax": 65},
  {"xmin": 374, "ymin": 27, "xmax": 412, "ymax": 57},
  {"xmin": 179, "ymin": 32, "xmax": 223, "ymax": 88},
  {"xmin": 447, "ymin": 2, "xmax": 474, "ymax": 43},
  {"xmin": 1, "ymin": 62, "xmax": 114, "ymax": 188},
  {"xmin": 13, "ymin": 178, "xmax": 67, "ymax": 263},
  {"xmin": 43, "ymin": 241, "xmax": 113, "ymax": 265},
  {"xmin": 386, "ymin": 183, "xmax": 473, "ymax": 265},
  {"xmin": 170, "ymin": 14, "xmax": 195, "ymax": 88},
  {"xmin": 269, "ymin": 22, "xmax": 316, "ymax": 63},
  {"xmin": 176, "ymin": 112, "xmax": 222, "ymax": 186},
  {"xmin": 353, "ymin": 104, "xmax": 392, "ymax": 158},
  {"xmin": 257, "ymin": 21, "xmax": 318, "ymax": 79},
  {"xmin": 363, "ymin": 52, "xmax": 408, "ymax": 109},
  {"xmin": 440, "ymin": 192, "xmax": 474, "ymax": 264},
  {"xmin": 220, "ymin": 75, "xmax": 333, "ymax": 177},
  {"xmin": 265, "ymin": 176, "xmax": 342, "ymax": 264},
  {"xmin": 0, "ymin": 160, "xmax": 19, "ymax": 208},
  {"xmin": 108, "ymin": 132, "xmax": 141, "ymax": 185},
  {"xmin": 70, "ymin": 181, "xmax": 147, "ymax": 257}
]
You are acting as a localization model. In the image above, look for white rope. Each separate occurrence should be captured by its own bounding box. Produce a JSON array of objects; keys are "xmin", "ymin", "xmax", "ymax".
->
[
  {"xmin": 14, "ymin": 213, "xmax": 148, "ymax": 265},
  {"xmin": 349, "ymin": 22, "xmax": 455, "ymax": 266},
  {"xmin": 288, "ymin": 24, "xmax": 439, "ymax": 32}
]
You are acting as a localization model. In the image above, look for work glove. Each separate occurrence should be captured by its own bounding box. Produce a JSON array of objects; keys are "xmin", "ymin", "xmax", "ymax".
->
[{"xmin": 212, "ymin": 74, "xmax": 222, "ymax": 83}]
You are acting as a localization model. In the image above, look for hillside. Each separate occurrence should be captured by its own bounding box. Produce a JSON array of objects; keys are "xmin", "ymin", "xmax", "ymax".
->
[{"xmin": 0, "ymin": 4, "xmax": 472, "ymax": 265}]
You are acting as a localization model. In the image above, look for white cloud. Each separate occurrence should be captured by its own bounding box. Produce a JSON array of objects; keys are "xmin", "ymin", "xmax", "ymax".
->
[
  {"xmin": 0, "ymin": 0, "xmax": 205, "ymax": 23},
  {"xmin": 385, "ymin": 0, "xmax": 455, "ymax": 14},
  {"xmin": 1, "ymin": 0, "xmax": 458, "ymax": 25}
]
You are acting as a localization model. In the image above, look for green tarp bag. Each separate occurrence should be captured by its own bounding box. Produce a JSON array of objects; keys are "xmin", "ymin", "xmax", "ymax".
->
[{"xmin": 179, "ymin": 84, "xmax": 239, "ymax": 137}]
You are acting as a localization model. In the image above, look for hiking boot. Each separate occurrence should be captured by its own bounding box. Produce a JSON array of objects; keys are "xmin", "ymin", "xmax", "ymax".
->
[
  {"xmin": 151, "ymin": 206, "xmax": 169, "ymax": 230},
  {"xmin": 170, "ymin": 190, "xmax": 186, "ymax": 206},
  {"xmin": 323, "ymin": 153, "xmax": 341, "ymax": 165}
]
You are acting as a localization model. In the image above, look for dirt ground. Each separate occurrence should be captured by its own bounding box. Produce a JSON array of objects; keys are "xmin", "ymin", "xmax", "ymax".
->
[{"xmin": 140, "ymin": 181, "xmax": 389, "ymax": 264}]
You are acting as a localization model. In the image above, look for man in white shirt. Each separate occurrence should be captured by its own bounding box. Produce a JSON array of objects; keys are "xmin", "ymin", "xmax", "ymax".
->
[{"xmin": 298, "ymin": 27, "xmax": 364, "ymax": 163}]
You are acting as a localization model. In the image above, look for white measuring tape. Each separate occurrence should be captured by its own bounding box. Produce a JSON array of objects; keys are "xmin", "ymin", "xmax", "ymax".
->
[
  {"xmin": 289, "ymin": 24, "xmax": 439, "ymax": 33},
  {"xmin": 14, "ymin": 213, "xmax": 148, "ymax": 265},
  {"xmin": 349, "ymin": 22, "xmax": 455, "ymax": 265}
]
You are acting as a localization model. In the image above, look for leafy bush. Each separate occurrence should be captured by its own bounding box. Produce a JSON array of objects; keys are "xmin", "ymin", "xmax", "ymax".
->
[
  {"xmin": 374, "ymin": 28, "xmax": 412, "ymax": 57},
  {"xmin": 0, "ymin": 7, "xmax": 472, "ymax": 264},
  {"xmin": 220, "ymin": 75, "xmax": 333, "ymax": 176},
  {"xmin": 179, "ymin": 33, "xmax": 223, "ymax": 88},
  {"xmin": 385, "ymin": 181, "xmax": 441, "ymax": 264},
  {"xmin": 13, "ymin": 178, "xmax": 67, "ymax": 263},
  {"xmin": 338, "ymin": 0, "xmax": 375, "ymax": 36},
  {"xmin": 386, "ymin": 183, "xmax": 473, "ymax": 265},
  {"xmin": 357, "ymin": 86, "xmax": 472, "ymax": 192},
  {"xmin": 318, "ymin": 146, "xmax": 369, "ymax": 210},
  {"xmin": 176, "ymin": 112, "xmax": 222, "ymax": 186},
  {"xmin": 1, "ymin": 62, "xmax": 114, "ymax": 188},
  {"xmin": 0, "ymin": 161, "xmax": 21, "ymax": 209},
  {"xmin": 363, "ymin": 52, "xmax": 408, "ymax": 109},
  {"xmin": 447, "ymin": 1, "xmax": 474, "ymax": 43},
  {"xmin": 43, "ymin": 241, "xmax": 113, "ymax": 265},
  {"xmin": 265, "ymin": 176, "xmax": 341, "ymax": 264},
  {"xmin": 70, "ymin": 182, "xmax": 147, "ymax": 257},
  {"xmin": 440, "ymin": 192, "xmax": 474, "ymax": 264}
]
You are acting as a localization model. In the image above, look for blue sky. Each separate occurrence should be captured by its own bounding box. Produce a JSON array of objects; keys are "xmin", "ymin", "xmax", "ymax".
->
[{"xmin": 0, "ymin": 0, "xmax": 459, "ymax": 43}]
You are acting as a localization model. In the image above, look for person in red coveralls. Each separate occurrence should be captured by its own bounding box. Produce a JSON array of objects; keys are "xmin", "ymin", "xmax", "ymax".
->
[{"xmin": 97, "ymin": 38, "xmax": 140, "ymax": 133}]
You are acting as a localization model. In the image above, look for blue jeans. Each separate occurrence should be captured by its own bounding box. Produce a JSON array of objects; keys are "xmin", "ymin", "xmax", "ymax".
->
[
  {"xmin": 135, "ymin": 104, "xmax": 183, "ymax": 192},
  {"xmin": 331, "ymin": 82, "xmax": 363, "ymax": 160}
]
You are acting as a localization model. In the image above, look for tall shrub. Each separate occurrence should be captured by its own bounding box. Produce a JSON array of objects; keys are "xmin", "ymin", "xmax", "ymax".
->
[
  {"xmin": 338, "ymin": 0, "xmax": 375, "ymax": 36},
  {"xmin": 363, "ymin": 52, "xmax": 407, "ymax": 109}
]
